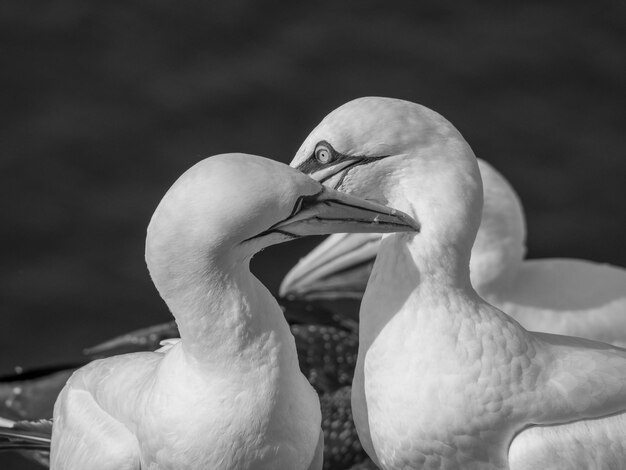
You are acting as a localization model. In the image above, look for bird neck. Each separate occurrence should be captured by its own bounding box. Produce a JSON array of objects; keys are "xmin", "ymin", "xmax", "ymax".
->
[
  {"xmin": 385, "ymin": 142, "xmax": 483, "ymax": 286},
  {"xmin": 359, "ymin": 143, "xmax": 484, "ymax": 345},
  {"xmin": 147, "ymin": 246, "xmax": 291, "ymax": 369}
]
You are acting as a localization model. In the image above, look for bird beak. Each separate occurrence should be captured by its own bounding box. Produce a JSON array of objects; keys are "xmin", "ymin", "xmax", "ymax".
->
[
  {"xmin": 295, "ymin": 156, "xmax": 386, "ymax": 190},
  {"xmin": 259, "ymin": 185, "xmax": 419, "ymax": 240},
  {"xmin": 309, "ymin": 160, "xmax": 362, "ymax": 190},
  {"xmin": 279, "ymin": 232, "xmax": 380, "ymax": 300}
]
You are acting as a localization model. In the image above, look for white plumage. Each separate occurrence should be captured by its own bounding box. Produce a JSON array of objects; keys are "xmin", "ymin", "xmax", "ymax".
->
[
  {"xmin": 289, "ymin": 97, "xmax": 626, "ymax": 469},
  {"xmin": 283, "ymin": 151, "xmax": 626, "ymax": 347},
  {"xmin": 50, "ymin": 153, "xmax": 418, "ymax": 469}
]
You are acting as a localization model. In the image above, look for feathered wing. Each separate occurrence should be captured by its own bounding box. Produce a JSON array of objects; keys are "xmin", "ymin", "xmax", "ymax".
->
[
  {"xmin": 533, "ymin": 331, "xmax": 626, "ymax": 423},
  {"xmin": 491, "ymin": 259, "xmax": 626, "ymax": 346},
  {"xmin": 52, "ymin": 385, "xmax": 140, "ymax": 470},
  {"xmin": 509, "ymin": 411, "xmax": 626, "ymax": 470},
  {"xmin": 279, "ymin": 232, "xmax": 379, "ymax": 301},
  {"xmin": 505, "ymin": 331, "xmax": 626, "ymax": 468},
  {"xmin": 50, "ymin": 353, "xmax": 162, "ymax": 470}
]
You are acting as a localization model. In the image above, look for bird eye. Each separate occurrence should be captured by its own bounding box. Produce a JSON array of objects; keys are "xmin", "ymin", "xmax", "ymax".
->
[{"xmin": 314, "ymin": 143, "xmax": 334, "ymax": 164}]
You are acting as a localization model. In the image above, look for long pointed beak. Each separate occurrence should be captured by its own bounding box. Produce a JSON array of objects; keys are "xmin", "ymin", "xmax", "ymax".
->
[
  {"xmin": 309, "ymin": 159, "xmax": 361, "ymax": 189},
  {"xmin": 268, "ymin": 185, "xmax": 420, "ymax": 238},
  {"xmin": 279, "ymin": 232, "xmax": 380, "ymax": 299},
  {"xmin": 296, "ymin": 156, "xmax": 386, "ymax": 190}
]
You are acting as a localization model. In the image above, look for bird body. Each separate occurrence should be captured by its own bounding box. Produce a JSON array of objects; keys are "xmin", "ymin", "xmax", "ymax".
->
[
  {"xmin": 52, "ymin": 155, "xmax": 322, "ymax": 470},
  {"xmin": 289, "ymin": 97, "xmax": 626, "ymax": 469},
  {"xmin": 55, "ymin": 338, "xmax": 318, "ymax": 470},
  {"xmin": 0, "ymin": 318, "xmax": 368, "ymax": 469},
  {"xmin": 359, "ymin": 230, "xmax": 626, "ymax": 469},
  {"xmin": 0, "ymin": 311, "xmax": 368, "ymax": 469},
  {"xmin": 49, "ymin": 153, "xmax": 418, "ymax": 469}
]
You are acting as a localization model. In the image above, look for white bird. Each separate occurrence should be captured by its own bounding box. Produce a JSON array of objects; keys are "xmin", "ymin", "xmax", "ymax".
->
[
  {"xmin": 283, "ymin": 139, "xmax": 626, "ymax": 347},
  {"xmin": 280, "ymin": 158, "xmax": 526, "ymax": 303},
  {"xmin": 289, "ymin": 97, "xmax": 626, "ymax": 469},
  {"xmin": 49, "ymin": 153, "xmax": 418, "ymax": 470}
]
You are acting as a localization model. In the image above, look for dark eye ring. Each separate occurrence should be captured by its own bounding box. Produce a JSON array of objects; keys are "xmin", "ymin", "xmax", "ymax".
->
[{"xmin": 314, "ymin": 143, "xmax": 334, "ymax": 164}]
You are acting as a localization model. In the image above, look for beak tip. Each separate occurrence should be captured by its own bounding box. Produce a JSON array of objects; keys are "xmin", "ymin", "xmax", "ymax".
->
[{"xmin": 398, "ymin": 212, "xmax": 420, "ymax": 232}]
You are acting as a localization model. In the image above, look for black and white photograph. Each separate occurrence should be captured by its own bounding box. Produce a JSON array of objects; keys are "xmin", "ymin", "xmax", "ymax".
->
[{"xmin": 1, "ymin": 1, "xmax": 625, "ymax": 469}]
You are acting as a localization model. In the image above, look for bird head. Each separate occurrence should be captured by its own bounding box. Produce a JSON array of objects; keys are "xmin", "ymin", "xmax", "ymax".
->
[
  {"xmin": 145, "ymin": 153, "xmax": 419, "ymax": 274},
  {"xmin": 291, "ymin": 97, "xmax": 473, "ymax": 209}
]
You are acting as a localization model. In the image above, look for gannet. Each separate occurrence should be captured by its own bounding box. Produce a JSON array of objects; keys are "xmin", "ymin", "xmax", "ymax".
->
[
  {"xmin": 283, "ymin": 128, "xmax": 626, "ymax": 347},
  {"xmin": 0, "ymin": 312, "xmax": 366, "ymax": 468},
  {"xmin": 47, "ymin": 153, "xmax": 418, "ymax": 470},
  {"xmin": 289, "ymin": 97, "xmax": 626, "ymax": 469},
  {"xmin": 281, "ymin": 159, "xmax": 524, "ymax": 301},
  {"xmin": 0, "ymin": 322, "xmax": 369, "ymax": 470}
]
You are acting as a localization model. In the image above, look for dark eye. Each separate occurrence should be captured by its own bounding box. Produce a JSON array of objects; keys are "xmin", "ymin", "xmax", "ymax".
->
[{"xmin": 314, "ymin": 143, "xmax": 334, "ymax": 164}]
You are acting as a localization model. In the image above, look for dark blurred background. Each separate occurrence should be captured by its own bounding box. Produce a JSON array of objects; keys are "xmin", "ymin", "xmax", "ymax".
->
[{"xmin": 1, "ymin": 1, "xmax": 625, "ymax": 467}]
